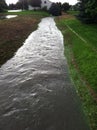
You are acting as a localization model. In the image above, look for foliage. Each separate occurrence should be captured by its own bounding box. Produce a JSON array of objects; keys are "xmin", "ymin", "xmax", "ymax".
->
[
  {"xmin": 49, "ymin": 3, "xmax": 62, "ymax": 16},
  {"xmin": 0, "ymin": 0, "xmax": 7, "ymax": 12},
  {"xmin": 28, "ymin": 0, "xmax": 41, "ymax": 7},
  {"xmin": 41, "ymin": 6, "xmax": 47, "ymax": 11},
  {"xmin": 15, "ymin": 2, "xmax": 23, "ymax": 10},
  {"xmin": 8, "ymin": 4, "xmax": 16, "ymax": 10},
  {"xmin": 62, "ymin": 2, "xmax": 71, "ymax": 12},
  {"xmin": 56, "ymin": 16, "xmax": 97, "ymax": 130},
  {"xmin": 49, "ymin": 2, "xmax": 71, "ymax": 16},
  {"xmin": 8, "ymin": 0, "xmax": 28, "ymax": 10},
  {"xmin": 8, "ymin": 0, "xmax": 41, "ymax": 10},
  {"xmin": 56, "ymin": 2, "xmax": 62, "ymax": 10},
  {"xmin": 17, "ymin": 0, "xmax": 28, "ymax": 10},
  {"xmin": 77, "ymin": 0, "xmax": 97, "ymax": 23},
  {"xmin": 71, "ymin": 3, "xmax": 80, "ymax": 11}
]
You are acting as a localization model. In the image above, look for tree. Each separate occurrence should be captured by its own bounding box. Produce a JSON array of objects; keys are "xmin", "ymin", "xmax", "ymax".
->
[
  {"xmin": 72, "ymin": 3, "xmax": 80, "ymax": 11},
  {"xmin": 18, "ymin": 0, "xmax": 28, "ymax": 10},
  {"xmin": 15, "ymin": 2, "xmax": 22, "ymax": 9},
  {"xmin": 28, "ymin": 0, "xmax": 41, "ymax": 7},
  {"xmin": 49, "ymin": 3, "xmax": 62, "ymax": 16},
  {"xmin": 56, "ymin": 2, "xmax": 62, "ymax": 10},
  {"xmin": 78, "ymin": 0, "xmax": 97, "ymax": 23},
  {"xmin": 8, "ymin": 4, "xmax": 16, "ymax": 10},
  {"xmin": 62, "ymin": 2, "xmax": 71, "ymax": 12},
  {"xmin": 0, "ymin": 0, "xmax": 7, "ymax": 12}
]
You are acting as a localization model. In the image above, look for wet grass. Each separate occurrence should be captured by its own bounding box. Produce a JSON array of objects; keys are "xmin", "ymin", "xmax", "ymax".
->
[
  {"xmin": 65, "ymin": 19, "xmax": 97, "ymax": 48},
  {"xmin": 5, "ymin": 10, "xmax": 49, "ymax": 16},
  {"xmin": 0, "ymin": 11, "xmax": 49, "ymax": 66},
  {"xmin": 62, "ymin": 18, "xmax": 97, "ymax": 94},
  {"xmin": 67, "ymin": 10, "xmax": 79, "ymax": 15},
  {"xmin": 56, "ymin": 14, "xmax": 97, "ymax": 130}
]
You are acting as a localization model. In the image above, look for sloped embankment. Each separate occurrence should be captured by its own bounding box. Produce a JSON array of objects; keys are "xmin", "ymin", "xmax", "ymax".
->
[{"xmin": 56, "ymin": 14, "xmax": 97, "ymax": 130}]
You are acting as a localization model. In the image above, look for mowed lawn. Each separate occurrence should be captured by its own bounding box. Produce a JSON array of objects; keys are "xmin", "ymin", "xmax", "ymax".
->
[
  {"xmin": 0, "ymin": 10, "xmax": 49, "ymax": 66},
  {"xmin": 56, "ymin": 14, "xmax": 97, "ymax": 130}
]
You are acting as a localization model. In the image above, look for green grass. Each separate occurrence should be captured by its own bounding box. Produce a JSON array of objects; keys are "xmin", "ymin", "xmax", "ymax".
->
[
  {"xmin": 67, "ymin": 10, "xmax": 79, "ymax": 15},
  {"xmin": 64, "ymin": 19, "xmax": 97, "ymax": 93},
  {"xmin": 65, "ymin": 19, "xmax": 97, "ymax": 48},
  {"xmin": 5, "ymin": 10, "xmax": 49, "ymax": 17},
  {"xmin": 56, "ymin": 16, "xmax": 97, "ymax": 130}
]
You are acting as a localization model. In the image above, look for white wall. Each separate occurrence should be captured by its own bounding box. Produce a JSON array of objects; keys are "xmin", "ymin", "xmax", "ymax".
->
[
  {"xmin": 28, "ymin": 5, "xmax": 41, "ymax": 10},
  {"xmin": 41, "ymin": 0, "xmax": 52, "ymax": 10},
  {"xmin": 28, "ymin": 0, "xmax": 52, "ymax": 10}
]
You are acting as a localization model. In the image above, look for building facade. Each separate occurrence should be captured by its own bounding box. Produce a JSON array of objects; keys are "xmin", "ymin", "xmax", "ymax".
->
[
  {"xmin": 28, "ymin": 0, "xmax": 52, "ymax": 10},
  {"xmin": 41, "ymin": 0, "xmax": 52, "ymax": 10}
]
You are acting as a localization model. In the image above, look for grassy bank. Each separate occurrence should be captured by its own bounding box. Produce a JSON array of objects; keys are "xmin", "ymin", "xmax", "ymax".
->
[
  {"xmin": 0, "ymin": 11, "xmax": 49, "ymax": 66},
  {"xmin": 6, "ymin": 10, "xmax": 49, "ymax": 16},
  {"xmin": 56, "ymin": 14, "xmax": 97, "ymax": 130}
]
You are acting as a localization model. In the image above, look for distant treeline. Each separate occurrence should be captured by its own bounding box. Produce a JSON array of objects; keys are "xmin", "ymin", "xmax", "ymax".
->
[
  {"xmin": 77, "ymin": 0, "xmax": 97, "ymax": 23},
  {"xmin": 0, "ymin": 0, "xmax": 97, "ymax": 24}
]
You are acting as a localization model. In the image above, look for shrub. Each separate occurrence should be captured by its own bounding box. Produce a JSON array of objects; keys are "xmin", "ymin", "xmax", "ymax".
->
[{"xmin": 49, "ymin": 3, "xmax": 62, "ymax": 16}]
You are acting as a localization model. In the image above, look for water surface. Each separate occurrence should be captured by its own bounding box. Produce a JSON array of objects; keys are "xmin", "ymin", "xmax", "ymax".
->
[
  {"xmin": 8, "ymin": 10, "xmax": 22, "ymax": 12},
  {"xmin": 0, "ymin": 15, "xmax": 17, "ymax": 20},
  {"xmin": 0, "ymin": 17, "xmax": 90, "ymax": 130}
]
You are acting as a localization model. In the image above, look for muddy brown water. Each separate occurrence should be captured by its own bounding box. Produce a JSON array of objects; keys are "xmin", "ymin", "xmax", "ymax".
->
[{"xmin": 0, "ymin": 17, "xmax": 90, "ymax": 130}]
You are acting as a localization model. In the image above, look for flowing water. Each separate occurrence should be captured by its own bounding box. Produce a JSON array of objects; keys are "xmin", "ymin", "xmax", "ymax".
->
[{"xmin": 0, "ymin": 17, "xmax": 90, "ymax": 130}]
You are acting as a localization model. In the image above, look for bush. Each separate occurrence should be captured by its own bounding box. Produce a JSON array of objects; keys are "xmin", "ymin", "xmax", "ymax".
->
[
  {"xmin": 49, "ymin": 3, "xmax": 61, "ymax": 16},
  {"xmin": 78, "ymin": 0, "xmax": 97, "ymax": 24},
  {"xmin": 0, "ymin": 0, "xmax": 7, "ymax": 12},
  {"xmin": 62, "ymin": 2, "xmax": 71, "ymax": 12}
]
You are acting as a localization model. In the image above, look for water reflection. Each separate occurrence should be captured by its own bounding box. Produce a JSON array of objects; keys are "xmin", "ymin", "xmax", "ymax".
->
[
  {"xmin": 0, "ymin": 15, "xmax": 17, "ymax": 20},
  {"xmin": 8, "ymin": 10, "xmax": 22, "ymax": 12},
  {"xmin": 6, "ymin": 15, "xmax": 17, "ymax": 19}
]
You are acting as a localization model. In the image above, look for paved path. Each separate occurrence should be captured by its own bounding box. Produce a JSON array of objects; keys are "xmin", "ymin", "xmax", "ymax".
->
[{"xmin": 0, "ymin": 17, "xmax": 90, "ymax": 130}]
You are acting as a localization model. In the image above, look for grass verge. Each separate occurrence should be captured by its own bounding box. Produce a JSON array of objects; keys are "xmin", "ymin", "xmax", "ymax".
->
[
  {"xmin": 5, "ymin": 10, "xmax": 49, "ymax": 16},
  {"xmin": 56, "ymin": 14, "xmax": 97, "ymax": 130},
  {"xmin": 0, "ymin": 11, "xmax": 49, "ymax": 66}
]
